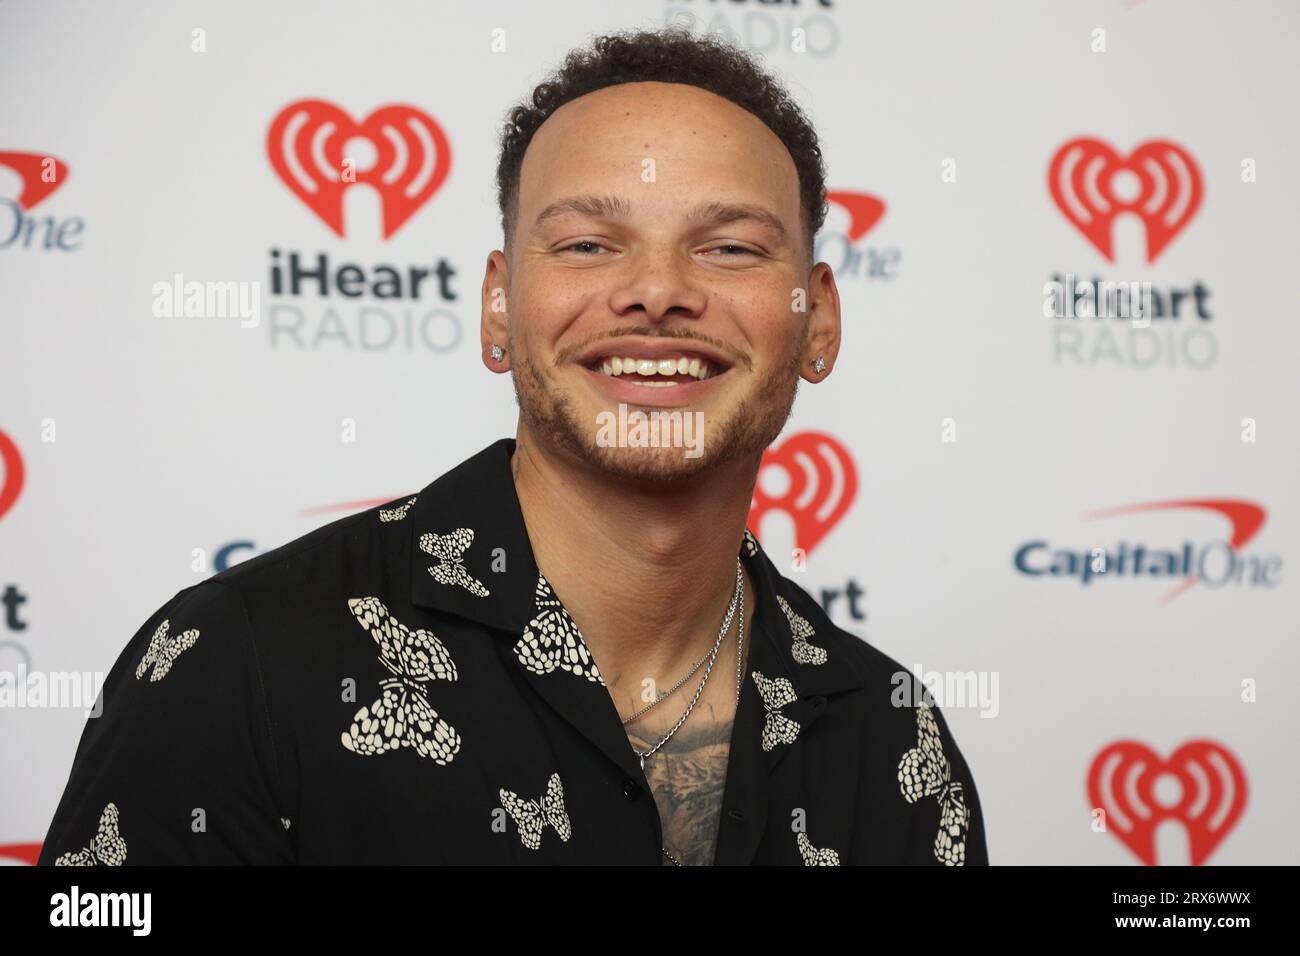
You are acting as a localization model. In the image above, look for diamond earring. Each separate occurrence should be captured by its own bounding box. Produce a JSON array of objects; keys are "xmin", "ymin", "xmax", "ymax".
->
[
  {"xmin": 812, "ymin": 355, "xmax": 825, "ymax": 373},
  {"xmin": 490, "ymin": 344, "xmax": 505, "ymax": 362}
]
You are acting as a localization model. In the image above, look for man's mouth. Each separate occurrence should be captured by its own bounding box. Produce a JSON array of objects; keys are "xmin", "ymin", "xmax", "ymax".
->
[{"xmin": 582, "ymin": 352, "xmax": 728, "ymax": 388}]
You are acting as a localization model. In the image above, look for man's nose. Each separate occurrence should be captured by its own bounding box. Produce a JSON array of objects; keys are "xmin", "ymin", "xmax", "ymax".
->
[{"xmin": 607, "ymin": 245, "xmax": 708, "ymax": 324}]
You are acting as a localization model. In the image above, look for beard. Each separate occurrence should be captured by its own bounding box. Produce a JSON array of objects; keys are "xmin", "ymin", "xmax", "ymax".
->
[{"xmin": 508, "ymin": 325, "xmax": 807, "ymax": 482}]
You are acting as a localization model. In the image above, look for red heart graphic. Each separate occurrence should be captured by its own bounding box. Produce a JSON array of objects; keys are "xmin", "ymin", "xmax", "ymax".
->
[
  {"xmin": 749, "ymin": 431, "xmax": 857, "ymax": 557},
  {"xmin": 0, "ymin": 842, "xmax": 42, "ymax": 865},
  {"xmin": 1048, "ymin": 137, "xmax": 1202, "ymax": 263},
  {"xmin": 1087, "ymin": 739, "xmax": 1247, "ymax": 865},
  {"xmin": 0, "ymin": 430, "xmax": 24, "ymax": 524},
  {"xmin": 267, "ymin": 100, "xmax": 451, "ymax": 239}
]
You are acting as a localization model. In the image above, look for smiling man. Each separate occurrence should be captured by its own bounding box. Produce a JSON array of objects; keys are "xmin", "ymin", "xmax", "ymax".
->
[{"xmin": 39, "ymin": 27, "xmax": 988, "ymax": 867}]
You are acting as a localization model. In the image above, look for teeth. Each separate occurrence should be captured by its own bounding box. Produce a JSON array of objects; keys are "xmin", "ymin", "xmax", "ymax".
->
[{"xmin": 592, "ymin": 355, "xmax": 719, "ymax": 380}]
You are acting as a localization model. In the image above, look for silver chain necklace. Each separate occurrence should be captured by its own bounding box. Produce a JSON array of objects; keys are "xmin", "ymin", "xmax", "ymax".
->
[
  {"xmin": 620, "ymin": 559, "xmax": 742, "ymax": 727},
  {"xmin": 661, "ymin": 577, "xmax": 745, "ymax": 867},
  {"xmin": 621, "ymin": 558, "xmax": 745, "ymax": 866},
  {"xmin": 630, "ymin": 559, "xmax": 743, "ymax": 768}
]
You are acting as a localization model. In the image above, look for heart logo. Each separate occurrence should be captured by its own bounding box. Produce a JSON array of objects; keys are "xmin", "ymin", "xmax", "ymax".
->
[
  {"xmin": 267, "ymin": 99, "xmax": 451, "ymax": 239},
  {"xmin": 0, "ymin": 429, "xmax": 25, "ymax": 524},
  {"xmin": 749, "ymin": 431, "xmax": 857, "ymax": 557},
  {"xmin": 0, "ymin": 843, "xmax": 42, "ymax": 865},
  {"xmin": 1048, "ymin": 137, "xmax": 1202, "ymax": 263},
  {"xmin": 1087, "ymin": 739, "xmax": 1247, "ymax": 865}
]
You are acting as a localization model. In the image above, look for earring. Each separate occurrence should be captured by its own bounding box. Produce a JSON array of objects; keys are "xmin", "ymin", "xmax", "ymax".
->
[
  {"xmin": 812, "ymin": 355, "xmax": 826, "ymax": 373},
  {"xmin": 490, "ymin": 344, "xmax": 505, "ymax": 362}
]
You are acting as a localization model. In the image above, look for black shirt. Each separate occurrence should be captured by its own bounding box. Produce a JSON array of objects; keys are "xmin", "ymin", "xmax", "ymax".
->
[{"xmin": 38, "ymin": 438, "xmax": 989, "ymax": 865}]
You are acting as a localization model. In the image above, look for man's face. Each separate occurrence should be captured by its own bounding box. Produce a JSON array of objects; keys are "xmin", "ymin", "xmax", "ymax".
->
[{"xmin": 483, "ymin": 80, "xmax": 839, "ymax": 481}]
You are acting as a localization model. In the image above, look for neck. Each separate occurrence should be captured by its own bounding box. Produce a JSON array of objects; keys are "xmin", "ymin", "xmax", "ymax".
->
[{"xmin": 511, "ymin": 424, "xmax": 759, "ymax": 715}]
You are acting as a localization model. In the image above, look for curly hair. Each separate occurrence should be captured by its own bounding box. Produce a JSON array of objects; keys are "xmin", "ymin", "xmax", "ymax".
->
[{"xmin": 495, "ymin": 26, "xmax": 828, "ymax": 261}]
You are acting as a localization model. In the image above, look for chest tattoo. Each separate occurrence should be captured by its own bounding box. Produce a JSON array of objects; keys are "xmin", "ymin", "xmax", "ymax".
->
[{"xmin": 627, "ymin": 703, "xmax": 735, "ymax": 866}]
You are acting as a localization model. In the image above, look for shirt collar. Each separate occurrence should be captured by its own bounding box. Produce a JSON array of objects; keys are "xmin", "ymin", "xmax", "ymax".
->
[{"xmin": 406, "ymin": 437, "xmax": 866, "ymax": 700}]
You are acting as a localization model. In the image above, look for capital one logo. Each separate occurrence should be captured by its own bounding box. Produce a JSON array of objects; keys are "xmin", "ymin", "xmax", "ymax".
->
[
  {"xmin": 0, "ymin": 151, "xmax": 69, "ymax": 210},
  {"xmin": 825, "ymin": 190, "xmax": 886, "ymax": 242},
  {"xmin": 267, "ymin": 100, "xmax": 452, "ymax": 239},
  {"xmin": 1088, "ymin": 739, "xmax": 1247, "ymax": 865},
  {"xmin": 1048, "ymin": 137, "xmax": 1203, "ymax": 263},
  {"xmin": 749, "ymin": 432, "xmax": 857, "ymax": 556},
  {"xmin": 817, "ymin": 189, "xmax": 898, "ymax": 282},
  {"xmin": 1088, "ymin": 497, "xmax": 1269, "ymax": 602},
  {"xmin": 0, "ymin": 150, "xmax": 83, "ymax": 253}
]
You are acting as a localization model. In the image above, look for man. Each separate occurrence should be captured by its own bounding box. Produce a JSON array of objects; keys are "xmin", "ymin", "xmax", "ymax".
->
[{"xmin": 39, "ymin": 27, "xmax": 988, "ymax": 866}]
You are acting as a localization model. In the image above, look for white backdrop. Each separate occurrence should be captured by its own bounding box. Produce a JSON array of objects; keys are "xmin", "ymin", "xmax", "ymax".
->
[{"xmin": 2, "ymin": 0, "xmax": 1297, "ymax": 865}]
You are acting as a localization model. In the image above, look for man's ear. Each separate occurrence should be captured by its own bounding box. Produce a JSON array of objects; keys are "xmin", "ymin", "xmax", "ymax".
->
[
  {"xmin": 480, "ymin": 249, "xmax": 511, "ymax": 372},
  {"xmin": 800, "ymin": 261, "xmax": 842, "ymax": 382}
]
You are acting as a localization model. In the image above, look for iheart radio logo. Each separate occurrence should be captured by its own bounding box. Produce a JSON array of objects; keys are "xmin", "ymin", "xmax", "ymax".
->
[
  {"xmin": 749, "ymin": 432, "xmax": 857, "ymax": 557},
  {"xmin": 0, "ymin": 843, "xmax": 41, "ymax": 865},
  {"xmin": 1048, "ymin": 138, "xmax": 1202, "ymax": 263},
  {"xmin": 0, "ymin": 429, "xmax": 24, "ymax": 523},
  {"xmin": 267, "ymin": 100, "xmax": 451, "ymax": 239},
  {"xmin": 1088, "ymin": 739, "xmax": 1247, "ymax": 865},
  {"xmin": 0, "ymin": 150, "xmax": 69, "ymax": 209}
]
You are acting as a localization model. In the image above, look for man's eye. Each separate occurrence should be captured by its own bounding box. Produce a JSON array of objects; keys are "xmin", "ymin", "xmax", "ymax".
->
[
  {"xmin": 561, "ymin": 241, "xmax": 608, "ymax": 255},
  {"xmin": 706, "ymin": 244, "xmax": 758, "ymax": 257}
]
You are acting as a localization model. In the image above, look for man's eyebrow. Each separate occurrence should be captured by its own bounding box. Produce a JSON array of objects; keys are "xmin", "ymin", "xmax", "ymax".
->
[
  {"xmin": 531, "ymin": 195, "xmax": 790, "ymax": 241},
  {"xmin": 533, "ymin": 195, "xmax": 631, "ymax": 229},
  {"xmin": 686, "ymin": 201, "xmax": 789, "ymax": 240}
]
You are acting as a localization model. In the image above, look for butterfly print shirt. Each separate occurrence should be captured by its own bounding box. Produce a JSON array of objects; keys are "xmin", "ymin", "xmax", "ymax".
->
[{"xmin": 38, "ymin": 438, "xmax": 989, "ymax": 866}]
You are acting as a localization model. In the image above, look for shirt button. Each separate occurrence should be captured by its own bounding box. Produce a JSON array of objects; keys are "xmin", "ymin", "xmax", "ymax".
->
[{"xmin": 622, "ymin": 778, "xmax": 640, "ymax": 800}]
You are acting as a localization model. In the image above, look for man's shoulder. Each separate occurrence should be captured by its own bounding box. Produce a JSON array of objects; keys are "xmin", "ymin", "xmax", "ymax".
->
[
  {"xmin": 763, "ymin": 569, "xmax": 914, "ymax": 700},
  {"xmin": 207, "ymin": 492, "xmax": 419, "ymax": 598},
  {"xmin": 762, "ymin": 567, "xmax": 972, "ymax": 755},
  {"xmin": 208, "ymin": 440, "xmax": 513, "ymax": 599},
  {"xmin": 167, "ymin": 438, "xmax": 511, "ymax": 644},
  {"xmin": 765, "ymin": 566, "xmax": 984, "ymax": 846}
]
